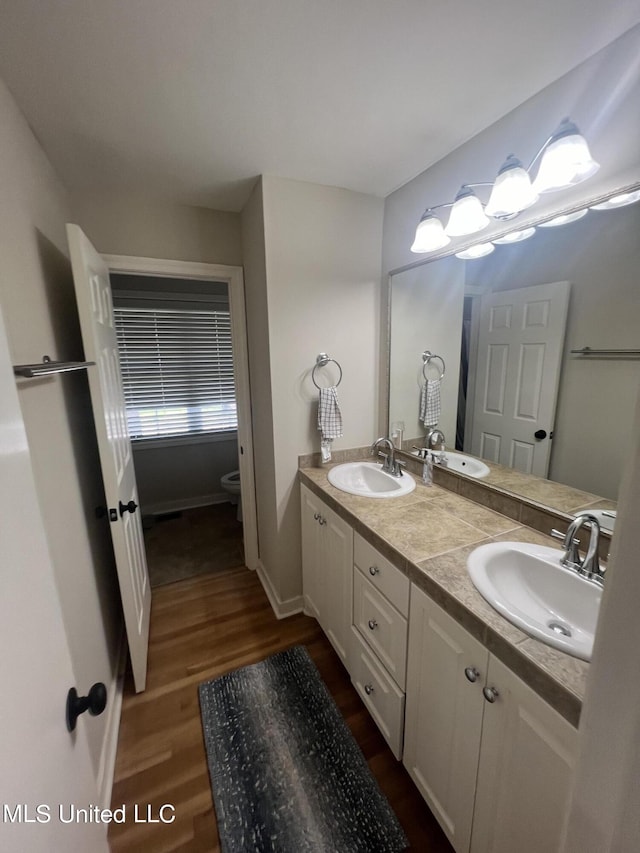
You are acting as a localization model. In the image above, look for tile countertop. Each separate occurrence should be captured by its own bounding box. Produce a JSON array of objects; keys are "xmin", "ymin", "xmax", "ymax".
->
[{"xmin": 299, "ymin": 463, "xmax": 590, "ymax": 728}]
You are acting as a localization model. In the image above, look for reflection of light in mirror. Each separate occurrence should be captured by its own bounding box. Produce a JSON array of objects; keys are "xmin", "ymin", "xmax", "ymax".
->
[
  {"xmin": 455, "ymin": 242, "xmax": 495, "ymax": 259},
  {"xmin": 539, "ymin": 209, "xmax": 589, "ymax": 228},
  {"xmin": 492, "ymin": 227, "xmax": 536, "ymax": 244},
  {"xmin": 590, "ymin": 190, "xmax": 640, "ymax": 211}
]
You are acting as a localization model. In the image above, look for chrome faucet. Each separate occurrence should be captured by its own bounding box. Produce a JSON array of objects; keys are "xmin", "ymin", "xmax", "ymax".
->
[
  {"xmin": 425, "ymin": 427, "xmax": 446, "ymax": 452},
  {"xmin": 551, "ymin": 513, "xmax": 604, "ymax": 584},
  {"xmin": 371, "ymin": 436, "xmax": 405, "ymax": 477}
]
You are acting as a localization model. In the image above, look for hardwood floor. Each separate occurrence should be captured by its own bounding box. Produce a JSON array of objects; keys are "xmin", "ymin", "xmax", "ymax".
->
[{"xmin": 108, "ymin": 566, "xmax": 454, "ymax": 852}]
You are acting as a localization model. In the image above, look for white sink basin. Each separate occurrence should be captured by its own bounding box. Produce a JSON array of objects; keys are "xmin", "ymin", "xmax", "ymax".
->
[
  {"xmin": 412, "ymin": 449, "xmax": 490, "ymax": 479},
  {"xmin": 327, "ymin": 462, "xmax": 416, "ymax": 498},
  {"xmin": 467, "ymin": 541, "xmax": 602, "ymax": 660}
]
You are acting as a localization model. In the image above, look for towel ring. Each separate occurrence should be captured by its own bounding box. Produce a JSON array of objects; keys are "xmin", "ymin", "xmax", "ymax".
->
[
  {"xmin": 312, "ymin": 353, "xmax": 343, "ymax": 389},
  {"xmin": 422, "ymin": 350, "xmax": 445, "ymax": 381}
]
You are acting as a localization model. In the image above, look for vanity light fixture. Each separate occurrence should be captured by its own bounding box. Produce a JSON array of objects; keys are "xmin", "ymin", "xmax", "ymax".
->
[
  {"xmin": 492, "ymin": 227, "xmax": 536, "ymax": 244},
  {"xmin": 410, "ymin": 209, "xmax": 451, "ymax": 253},
  {"xmin": 531, "ymin": 118, "xmax": 599, "ymax": 194},
  {"xmin": 590, "ymin": 189, "xmax": 640, "ymax": 210},
  {"xmin": 538, "ymin": 209, "xmax": 589, "ymax": 228},
  {"xmin": 484, "ymin": 155, "xmax": 539, "ymax": 218},
  {"xmin": 455, "ymin": 242, "xmax": 495, "ymax": 260},
  {"xmin": 445, "ymin": 186, "xmax": 490, "ymax": 237},
  {"xmin": 410, "ymin": 117, "xmax": 598, "ymax": 254}
]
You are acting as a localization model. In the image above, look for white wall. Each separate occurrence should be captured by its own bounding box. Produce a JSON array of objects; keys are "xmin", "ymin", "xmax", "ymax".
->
[
  {"xmin": 133, "ymin": 438, "xmax": 239, "ymax": 514},
  {"xmin": 242, "ymin": 176, "xmax": 384, "ymax": 605},
  {"xmin": 0, "ymin": 77, "xmax": 121, "ymax": 781},
  {"xmin": 70, "ymin": 190, "xmax": 243, "ymax": 266},
  {"xmin": 562, "ymin": 379, "xmax": 640, "ymax": 852},
  {"xmin": 240, "ymin": 179, "xmax": 281, "ymax": 586}
]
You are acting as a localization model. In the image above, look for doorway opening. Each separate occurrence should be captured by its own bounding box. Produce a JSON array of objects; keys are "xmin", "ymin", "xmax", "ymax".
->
[{"xmin": 104, "ymin": 255, "xmax": 258, "ymax": 586}]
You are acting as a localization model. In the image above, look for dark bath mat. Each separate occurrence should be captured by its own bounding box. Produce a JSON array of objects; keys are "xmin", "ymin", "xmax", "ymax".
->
[{"xmin": 198, "ymin": 645, "xmax": 408, "ymax": 853}]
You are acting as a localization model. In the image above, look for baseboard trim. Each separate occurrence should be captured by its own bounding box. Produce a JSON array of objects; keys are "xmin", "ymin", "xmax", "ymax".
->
[
  {"xmin": 256, "ymin": 561, "xmax": 304, "ymax": 620},
  {"xmin": 97, "ymin": 629, "xmax": 126, "ymax": 810},
  {"xmin": 143, "ymin": 493, "xmax": 228, "ymax": 516}
]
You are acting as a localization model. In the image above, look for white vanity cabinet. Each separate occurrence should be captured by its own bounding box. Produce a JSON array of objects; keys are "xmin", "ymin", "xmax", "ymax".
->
[
  {"xmin": 300, "ymin": 484, "xmax": 353, "ymax": 668},
  {"xmin": 404, "ymin": 584, "xmax": 579, "ymax": 853},
  {"xmin": 351, "ymin": 532, "xmax": 410, "ymax": 758}
]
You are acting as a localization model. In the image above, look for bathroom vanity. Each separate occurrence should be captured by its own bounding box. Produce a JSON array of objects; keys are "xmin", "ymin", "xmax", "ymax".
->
[{"xmin": 299, "ymin": 463, "xmax": 585, "ymax": 853}]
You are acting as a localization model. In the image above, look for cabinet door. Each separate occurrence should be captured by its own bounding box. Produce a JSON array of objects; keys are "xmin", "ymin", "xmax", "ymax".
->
[
  {"xmin": 471, "ymin": 655, "xmax": 578, "ymax": 853},
  {"xmin": 404, "ymin": 585, "xmax": 487, "ymax": 853},
  {"xmin": 323, "ymin": 504, "xmax": 353, "ymax": 669},
  {"xmin": 300, "ymin": 484, "xmax": 324, "ymax": 621}
]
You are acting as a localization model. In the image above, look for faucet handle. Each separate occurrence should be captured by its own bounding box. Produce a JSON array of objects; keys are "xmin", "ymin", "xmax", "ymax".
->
[{"xmin": 551, "ymin": 529, "xmax": 580, "ymax": 544}]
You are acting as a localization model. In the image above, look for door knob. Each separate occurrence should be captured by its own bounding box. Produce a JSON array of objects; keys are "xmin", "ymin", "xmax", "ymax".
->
[
  {"xmin": 66, "ymin": 683, "xmax": 107, "ymax": 732},
  {"xmin": 482, "ymin": 685, "xmax": 499, "ymax": 703},
  {"xmin": 534, "ymin": 429, "xmax": 548, "ymax": 440},
  {"xmin": 119, "ymin": 499, "xmax": 138, "ymax": 517}
]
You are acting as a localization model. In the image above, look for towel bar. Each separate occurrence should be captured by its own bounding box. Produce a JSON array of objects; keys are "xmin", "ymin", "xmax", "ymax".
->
[
  {"xmin": 312, "ymin": 353, "xmax": 343, "ymax": 388},
  {"xmin": 422, "ymin": 350, "xmax": 445, "ymax": 381},
  {"xmin": 13, "ymin": 355, "xmax": 95, "ymax": 378},
  {"xmin": 570, "ymin": 347, "xmax": 640, "ymax": 356}
]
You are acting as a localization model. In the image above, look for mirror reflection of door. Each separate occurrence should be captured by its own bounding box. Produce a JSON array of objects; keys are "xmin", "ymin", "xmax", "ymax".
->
[{"xmin": 464, "ymin": 281, "xmax": 570, "ymax": 477}]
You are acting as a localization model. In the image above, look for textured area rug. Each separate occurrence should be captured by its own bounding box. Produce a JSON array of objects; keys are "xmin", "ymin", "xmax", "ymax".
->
[{"xmin": 199, "ymin": 646, "xmax": 408, "ymax": 853}]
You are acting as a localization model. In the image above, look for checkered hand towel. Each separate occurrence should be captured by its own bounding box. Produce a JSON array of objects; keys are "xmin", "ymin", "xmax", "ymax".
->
[
  {"xmin": 318, "ymin": 386, "xmax": 343, "ymax": 462},
  {"xmin": 420, "ymin": 378, "xmax": 441, "ymax": 428}
]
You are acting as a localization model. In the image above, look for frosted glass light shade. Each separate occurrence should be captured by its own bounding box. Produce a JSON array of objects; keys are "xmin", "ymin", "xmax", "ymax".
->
[
  {"xmin": 455, "ymin": 242, "xmax": 495, "ymax": 260},
  {"xmin": 532, "ymin": 120, "xmax": 599, "ymax": 193},
  {"xmin": 590, "ymin": 190, "xmax": 640, "ymax": 210},
  {"xmin": 538, "ymin": 209, "xmax": 588, "ymax": 228},
  {"xmin": 492, "ymin": 227, "xmax": 536, "ymax": 244},
  {"xmin": 410, "ymin": 211, "xmax": 450, "ymax": 253},
  {"xmin": 445, "ymin": 187, "xmax": 489, "ymax": 237},
  {"xmin": 485, "ymin": 156, "xmax": 539, "ymax": 218}
]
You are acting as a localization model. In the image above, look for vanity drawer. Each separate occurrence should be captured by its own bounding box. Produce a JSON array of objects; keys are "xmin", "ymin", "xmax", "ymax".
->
[
  {"xmin": 354, "ymin": 533, "xmax": 409, "ymax": 617},
  {"xmin": 353, "ymin": 567, "xmax": 408, "ymax": 690},
  {"xmin": 351, "ymin": 627, "xmax": 405, "ymax": 760}
]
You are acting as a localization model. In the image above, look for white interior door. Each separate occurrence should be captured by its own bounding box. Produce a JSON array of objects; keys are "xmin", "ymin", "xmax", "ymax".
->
[
  {"xmin": 468, "ymin": 281, "xmax": 570, "ymax": 477},
  {"xmin": 67, "ymin": 224, "xmax": 151, "ymax": 693},
  {"xmin": 0, "ymin": 304, "xmax": 108, "ymax": 852}
]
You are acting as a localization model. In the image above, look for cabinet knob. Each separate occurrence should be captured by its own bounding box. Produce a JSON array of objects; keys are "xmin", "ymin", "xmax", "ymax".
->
[
  {"xmin": 369, "ymin": 565, "xmax": 379, "ymax": 576},
  {"xmin": 367, "ymin": 619, "xmax": 378, "ymax": 631},
  {"xmin": 464, "ymin": 666, "xmax": 480, "ymax": 683},
  {"xmin": 318, "ymin": 516, "xmax": 326, "ymax": 526},
  {"xmin": 364, "ymin": 683, "xmax": 374, "ymax": 695},
  {"xmin": 313, "ymin": 512, "xmax": 320, "ymax": 520},
  {"xmin": 482, "ymin": 686, "xmax": 499, "ymax": 703}
]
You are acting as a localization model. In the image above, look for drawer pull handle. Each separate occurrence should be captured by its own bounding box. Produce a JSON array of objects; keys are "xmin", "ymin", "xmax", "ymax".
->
[
  {"xmin": 483, "ymin": 686, "xmax": 499, "ymax": 703},
  {"xmin": 364, "ymin": 683, "xmax": 374, "ymax": 695},
  {"xmin": 464, "ymin": 666, "xmax": 480, "ymax": 683},
  {"xmin": 369, "ymin": 565, "xmax": 379, "ymax": 576},
  {"xmin": 368, "ymin": 619, "xmax": 378, "ymax": 631}
]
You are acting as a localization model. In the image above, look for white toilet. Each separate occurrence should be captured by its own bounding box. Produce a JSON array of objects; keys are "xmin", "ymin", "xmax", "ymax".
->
[{"xmin": 220, "ymin": 470, "xmax": 242, "ymax": 522}]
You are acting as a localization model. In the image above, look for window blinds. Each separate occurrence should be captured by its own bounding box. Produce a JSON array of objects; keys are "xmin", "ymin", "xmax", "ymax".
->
[{"xmin": 114, "ymin": 307, "xmax": 237, "ymax": 440}]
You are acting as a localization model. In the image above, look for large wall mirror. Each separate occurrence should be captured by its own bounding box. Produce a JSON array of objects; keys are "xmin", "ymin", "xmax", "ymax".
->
[{"xmin": 388, "ymin": 190, "xmax": 640, "ymax": 516}]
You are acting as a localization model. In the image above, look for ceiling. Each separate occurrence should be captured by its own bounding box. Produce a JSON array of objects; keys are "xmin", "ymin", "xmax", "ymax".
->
[{"xmin": 1, "ymin": 1, "xmax": 639, "ymax": 211}]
